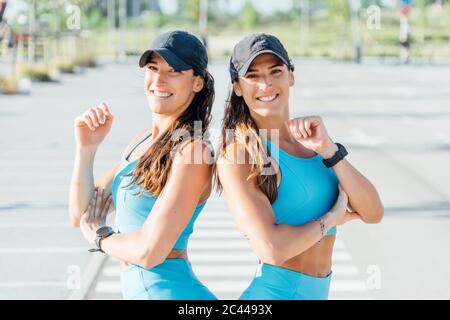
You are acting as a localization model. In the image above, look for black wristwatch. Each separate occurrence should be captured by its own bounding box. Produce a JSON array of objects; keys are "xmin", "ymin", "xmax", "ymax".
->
[
  {"xmin": 88, "ymin": 226, "xmax": 115, "ymax": 253},
  {"xmin": 322, "ymin": 143, "xmax": 348, "ymax": 168}
]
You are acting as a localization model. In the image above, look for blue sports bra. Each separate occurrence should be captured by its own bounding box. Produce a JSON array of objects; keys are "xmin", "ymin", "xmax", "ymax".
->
[
  {"xmin": 262, "ymin": 136, "xmax": 339, "ymax": 236},
  {"xmin": 111, "ymin": 131, "xmax": 207, "ymax": 250}
]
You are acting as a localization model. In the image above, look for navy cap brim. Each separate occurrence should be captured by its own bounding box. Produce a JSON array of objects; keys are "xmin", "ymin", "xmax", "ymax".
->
[
  {"xmin": 237, "ymin": 49, "xmax": 290, "ymax": 78},
  {"xmin": 139, "ymin": 48, "xmax": 192, "ymax": 71}
]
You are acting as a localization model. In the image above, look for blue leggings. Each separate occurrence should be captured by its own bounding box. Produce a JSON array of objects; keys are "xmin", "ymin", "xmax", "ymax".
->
[
  {"xmin": 120, "ymin": 258, "xmax": 217, "ymax": 300},
  {"xmin": 239, "ymin": 263, "xmax": 332, "ymax": 300}
]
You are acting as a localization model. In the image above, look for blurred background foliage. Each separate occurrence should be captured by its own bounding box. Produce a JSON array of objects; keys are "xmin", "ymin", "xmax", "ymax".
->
[{"xmin": 1, "ymin": 0, "xmax": 449, "ymax": 93}]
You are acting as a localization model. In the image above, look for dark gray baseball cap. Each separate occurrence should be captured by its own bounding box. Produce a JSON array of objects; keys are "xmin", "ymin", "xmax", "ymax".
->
[
  {"xmin": 229, "ymin": 33, "xmax": 294, "ymax": 82},
  {"xmin": 139, "ymin": 30, "xmax": 208, "ymax": 77}
]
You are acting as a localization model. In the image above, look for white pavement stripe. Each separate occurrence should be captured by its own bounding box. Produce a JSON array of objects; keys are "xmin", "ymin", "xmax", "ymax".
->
[
  {"xmin": 435, "ymin": 134, "xmax": 450, "ymax": 145},
  {"xmin": 0, "ymin": 247, "xmax": 87, "ymax": 254},
  {"xmin": 332, "ymin": 251, "xmax": 352, "ymax": 261},
  {"xmin": 195, "ymin": 220, "xmax": 235, "ymax": 228},
  {"xmin": 334, "ymin": 240, "xmax": 345, "ymax": 249},
  {"xmin": 197, "ymin": 280, "xmax": 251, "ymax": 293},
  {"xmin": 95, "ymin": 281, "xmax": 121, "ymax": 293},
  {"xmin": 196, "ymin": 266, "xmax": 255, "ymax": 277},
  {"xmin": 330, "ymin": 280, "xmax": 368, "ymax": 292},
  {"xmin": 67, "ymin": 253, "xmax": 107, "ymax": 300},
  {"xmin": 102, "ymin": 266, "xmax": 122, "ymax": 277},
  {"xmin": 0, "ymin": 282, "xmax": 67, "ymax": 287},
  {"xmin": 331, "ymin": 265, "xmax": 360, "ymax": 276},
  {"xmin": 347, "ymin": 128, "xmax": 385, "ymax": 147},
  {"xmin": 0, "ymin": 222, "xmax": 70, "ymax": 228},
  {"xmin": 189, "ymin": 240, "xmax": 251, "ymax": 250}
]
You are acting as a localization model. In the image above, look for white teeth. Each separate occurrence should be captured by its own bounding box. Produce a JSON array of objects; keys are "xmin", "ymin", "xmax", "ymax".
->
[
  {"xmin": 153, "ymin": 91, "xmax": 172, "ymax": 98},
  {"xmin": 258, "ymin": 94, "xmax": 277, "ymax": 102}
]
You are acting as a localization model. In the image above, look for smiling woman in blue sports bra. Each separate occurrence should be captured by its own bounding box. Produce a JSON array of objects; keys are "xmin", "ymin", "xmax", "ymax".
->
[
  {"xmin": 69, "ymin": 31, "xmax": 217, "ymax": 300},
  {"xmin": 216, "ymin": 33, "xmax": 384, "ymax": 300}
]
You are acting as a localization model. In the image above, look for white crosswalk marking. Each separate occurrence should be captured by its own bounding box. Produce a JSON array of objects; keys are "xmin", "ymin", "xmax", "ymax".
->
[
  {"xmin": 86, "ymin": 196, "xmax": 375, "ymax": 300},
  {"xmin": 95, "ymin": 281, "xmax": 121, "ymax": 294}
]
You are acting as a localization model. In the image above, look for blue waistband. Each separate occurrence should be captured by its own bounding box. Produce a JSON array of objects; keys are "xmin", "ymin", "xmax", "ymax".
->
[{"xmin": 255, "ymin": 263, "xmax": 333, "ymax": 290}]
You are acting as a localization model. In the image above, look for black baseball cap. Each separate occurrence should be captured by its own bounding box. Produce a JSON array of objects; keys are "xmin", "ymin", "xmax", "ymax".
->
[
  {"xmin": 229, "ymin": 33, "xmax": 294, "ymax": 82},
  {"xmin": 139, "ymin": 30, "xmax": 208, "ymax": 77}
]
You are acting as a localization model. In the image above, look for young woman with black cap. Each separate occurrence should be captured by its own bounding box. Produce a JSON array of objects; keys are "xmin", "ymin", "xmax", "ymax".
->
[
  {"xmin": 69, "ymin": 31, "xmax": 217, "ymax": 300},
  {"xmin": 215, "ymin": 33, "xmax": 384, "ymax": 300}
]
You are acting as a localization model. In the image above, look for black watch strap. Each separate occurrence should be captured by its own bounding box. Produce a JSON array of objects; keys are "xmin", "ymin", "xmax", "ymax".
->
[{"xmin": 322, "ymin": 143, "xmax": 348, "ymax": 168}]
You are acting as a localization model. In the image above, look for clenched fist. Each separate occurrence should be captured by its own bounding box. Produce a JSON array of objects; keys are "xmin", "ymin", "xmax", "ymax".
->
[
  {"xmin": 285, "ymin": 116, "xmax": 338, "ymax": 159},
  {"xmin": 74, "ymin": 102, "xmax": 114, "ymax": 148}
]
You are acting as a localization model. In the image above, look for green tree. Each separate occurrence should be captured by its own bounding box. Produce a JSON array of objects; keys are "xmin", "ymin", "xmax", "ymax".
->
[
  {"xmin": 326, "ymin": 0, "xmax": 350, "ymax": 23},
  {"xmin": 182, "ymin": 0, "xmax": 200, "ymax": 23},
  {"xmin": 239, "ymin": 0, "xmax": 259, "ymax": 29},
  {"xmin": 415, "ymin": 0, "xmax": 429, "ymax": 27}
]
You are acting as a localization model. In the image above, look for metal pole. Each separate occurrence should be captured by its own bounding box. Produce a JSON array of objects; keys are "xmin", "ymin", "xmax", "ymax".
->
[
  {"xmin": 199, "ymin": 0, "xmax": 208, "ymax": 49},
  {"xmin": 150, "ymin": 0, "xmax": 160, "ymax": 38},
  {"xmin": 132, "ymin": 0, "xmax": 141, "ymax": 53},
  {"xmin": 349, "ymin": 0, "xmax": 362, "ymax": 64},
  {"xmin": 119, "ymin": 0, "xmax": 126, "ymax": 61},
  {"xmin": 28, "ymin": 0, "xmax": 36, "ymax": 65},
  {"xmin": 107, "ymin": 0, "xmax": 115, "ymax": 57},
  {"xmin": 300, "ymin": 0, "xmax": 310, "ymax": 50}
]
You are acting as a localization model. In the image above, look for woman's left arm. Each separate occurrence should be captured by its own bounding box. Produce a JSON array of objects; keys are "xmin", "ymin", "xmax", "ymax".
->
[
  {"xmin": 321, "ymin": 145, "xmax": 383, "ymax": 224},
  {"xmin": 287, "ymin": 116, "xmax": 384, "ymax": 224},
  {"xmin": 80, "ymin": 140, "xmax": 213, "ymax": 268}
]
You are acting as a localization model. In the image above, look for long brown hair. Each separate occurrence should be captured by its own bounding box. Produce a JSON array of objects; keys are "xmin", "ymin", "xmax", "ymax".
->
[
  {"xmin": 214, "ymin": 88, "xmax": 278, "ymax": 204},
  {"xmin": 123, "ymin": 71, "xmax": 215, "ymax": 197}
]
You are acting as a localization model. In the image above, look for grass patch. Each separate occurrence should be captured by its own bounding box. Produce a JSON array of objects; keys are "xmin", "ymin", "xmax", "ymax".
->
[
  {"xmin": 0, "ymin": 76, "xmax": 19, "ymax": 94},
  {"xmin": 20, "ymin": 64, "xmax": 58, "ymax": 82}
]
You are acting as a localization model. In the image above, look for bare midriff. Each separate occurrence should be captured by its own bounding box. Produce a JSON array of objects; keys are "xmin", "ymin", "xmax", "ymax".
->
[{"xmin": 276, "ymin": 235, "xmax": 336, "ymax": 277}]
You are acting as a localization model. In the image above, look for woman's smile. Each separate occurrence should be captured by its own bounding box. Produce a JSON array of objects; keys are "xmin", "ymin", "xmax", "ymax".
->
[
  {"xmin": 151, "ymin": 90, "xmax": 173, "ymax": 99},
  {"xmin": 256, "ymin": 93, "xmax": 279, "ymax": 102}
]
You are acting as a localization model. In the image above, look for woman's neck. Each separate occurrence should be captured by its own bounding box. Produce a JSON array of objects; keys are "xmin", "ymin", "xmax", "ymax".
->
[
  {"xmin": 251, "ymin": 111, "xmax": 295, "ymax": 144},
  {"xmin": 151, "ymin": 113, "xmax": 178, "ymax": 139},
  {"xmin": 150, "ymin": 96, "xmax": 195, "ymax": 139}
]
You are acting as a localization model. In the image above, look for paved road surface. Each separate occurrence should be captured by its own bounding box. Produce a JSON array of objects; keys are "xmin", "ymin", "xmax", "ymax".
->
[{"xmin": 1, "ymin": 58, "xmax": 449, "ymax": 299}]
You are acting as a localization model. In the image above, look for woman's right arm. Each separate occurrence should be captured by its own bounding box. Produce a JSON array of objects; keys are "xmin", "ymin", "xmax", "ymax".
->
[
  {"xmin": 69, "ymin": 145, "xmax": 99, "ymax": 227},
  {"xmin": 216, "ymin": 143, "xmax": 349, "ymax": 266},
  {"xmin": 69, "ymin": 103, "xmax": 114, "ymax": 227},
  {"xmin": 69, "ymin": 102, "xmax": 150, "ymax": 227}
]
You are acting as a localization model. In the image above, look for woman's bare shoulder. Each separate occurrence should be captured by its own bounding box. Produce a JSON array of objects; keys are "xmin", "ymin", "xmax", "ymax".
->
[{"xmin": 121, "ymin": 127, "xmax": 152, "ymax": 156}]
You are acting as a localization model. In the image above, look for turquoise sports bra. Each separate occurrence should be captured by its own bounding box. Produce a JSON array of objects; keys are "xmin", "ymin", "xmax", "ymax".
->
[
  {"xmin": 262, "ymin": 136, "xmax": 339, "ymax": 236},
  {"xmin": 111, "ymin": 131, "xmax": 207, "ymax": 250}
]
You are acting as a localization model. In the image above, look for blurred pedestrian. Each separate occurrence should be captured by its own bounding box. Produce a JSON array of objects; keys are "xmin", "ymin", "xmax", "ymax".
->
[{"xmin": 399, "ymin": 0, "xmax": 412, "ymax": 64}]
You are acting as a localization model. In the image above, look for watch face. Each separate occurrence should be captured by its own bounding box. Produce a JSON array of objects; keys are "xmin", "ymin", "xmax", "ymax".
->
[
  {"xmin": 337, "ymin": 143, "xmax": 348, "ymax": 157},
  {"xmin": 97, "ymin": 226, "xmax": 114, "ymax": 236}
]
